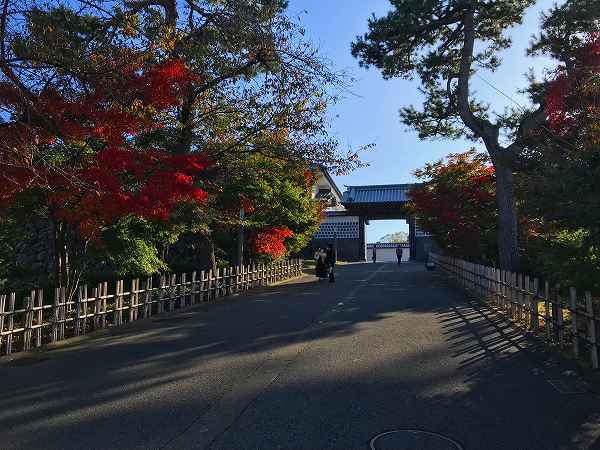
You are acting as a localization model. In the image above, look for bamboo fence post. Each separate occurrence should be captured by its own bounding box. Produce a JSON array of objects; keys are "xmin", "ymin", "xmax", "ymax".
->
[
  {"xmin": 215, "ymin": 269, "xmax": 221, "ymax": 299},
  {"xmin": 239, "ymin": 265, "xmax": 244, "ymax": 290},
  {"xmin": 79, "ymin": 284, "xmax": 88, "ymax": 334},
  {"xmin": 93, "ymin": 284, "xmax": 99, "ymax": 329},
  {"xmin": 556, "ymin": 285, "xmax": 564, "ymax": 347},
  {"xmin": 168, "ymin": 274, "xmax": 176, "ymax": 311},
  {"xmin": 34, "ymin": 289, "xmax": 43, "ymax": 347},
  {"xmin": 135, "ymin": 278, "xmax": 141, "ymax": 319},
  {"xmin": 0, "ymin": 294, "xmax": 5, "ymax": 353},
  {"xmin": 515, "ymin": 274, "xmax": 521, "ymax": 322},
  {"xmin": 181, "ymin": 273, "xmax": 187, "ymax": 307},
  {"xmin": 52, "ymin": 287, "xmax": 60, "ymax": 342},
  {"xmin": 507, "ymin": 271, "xmax": 513, "ymax": 318},
  {"xmin": 206, "ymin": 269, "xmax": 212, "ymax": 300},
  {"xmin": 516, "ymin": 273, "xmax": 522, "ymax": 321},
  {"xmin": 102, "ymin": 282, "xmax": 108, "ymax": 327},
  {"xmin": 227, "ymin": 267, "xmax": 232, "ymax": 295},
  {"xmin": 191, "ymin": 272, "xmax": 197, "ymax": 304},
  {"xmin": 569, "ymin": 287, "xmax": 579, "ymax": 357},
  {"xmin": 531, "ymin": 278, "xmax": 539, "ymax": 331},
  {"xmin": 517, "ymin": 274, "xmax": 529, "ymax": 322},
  {"xmin": 111, "ymin": 282, "xmax": 117, "ymax": 326},
  {"xmin": 199, "ymin": 270, "xmax": 206, "ymax": 301},
  {"xmin": 129, "ymin": 279, "xmax": 136, "ymax": 322},
  {"xmin": 96, "ymin": 282, "xmax": 104, "ymax": 328},
  {"xmin": 59, "ymin": 287, "xmax": 66, "ymax": 340},
  {"xmin": 516, "ymin": 274, "xmax": 522, "ymax": 322},
  {"xmin": 75, "ymin": 286, "xmax": 82, "ymax": 336},
  {"xmin": 23, "ymin": 294, "xmax": 33, "ymax": 351},
  {"xmin": 111, "ymin": 280, "xmax": 121, "ymax": 326},
  {"xmin": 94, "ymin": 283, "xmax": 101, "ymax": 329},
  {"xmin": 504, "ymin": 270, "xmax": 510, "ymax": 311},
  {"xmin": 92, "ymin": 283, "xmax": 100, "ymax": 328},
  {"xmin": 159, "ymin": 276, "xmax": 166, "ymax": 313},
  {"xmin": 545, "ymin": 281, "xmax": 551, "ymax": 340},
  {"xmin": 6, "ymin": 293, "xmax": 15, "ymax": 355},
  {"xmin": 116, "ymin": 280, "xmax": 124, "ymax": 326},
  {"xmin": 81, "ymin": 285, "xmax": 88, "ymax": 335},
  {"xmin": 585, "ymin": 291, "xmax": 599, "ymax": 369},
  {"xmin": 144, "ymin": 277, "xmax": 152, "ymax": 318},
  {"xmin": 494, "ymin": 268, "xmax": 500, "ymax": 308}
]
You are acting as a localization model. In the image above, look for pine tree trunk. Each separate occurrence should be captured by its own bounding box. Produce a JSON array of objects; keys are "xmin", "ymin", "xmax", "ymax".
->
[{"xmin": 494, "ymin": 162, "xmax": 520, "ymax": 271}]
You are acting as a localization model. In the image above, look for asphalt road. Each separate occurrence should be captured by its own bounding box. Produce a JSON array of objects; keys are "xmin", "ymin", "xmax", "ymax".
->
[{"xmin": 1, "ymin": 262, "xmax": 600, "ymax": 450}]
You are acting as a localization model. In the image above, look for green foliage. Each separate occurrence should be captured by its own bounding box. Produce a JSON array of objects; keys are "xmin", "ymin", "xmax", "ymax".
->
[
  {"xmin": 351, "ymin": 0, "xmax": 535, "ymax": 140},
  {"xmin": 524, "ymin": 229, "xmax": 600, "ymax": 293},
  {"xmin": 213, "ymin": 155, "xmax": 321, "ymax": 261},
  {"xmin": 89, "ymin": 216, "xmax": 186, "ymax": 279}
]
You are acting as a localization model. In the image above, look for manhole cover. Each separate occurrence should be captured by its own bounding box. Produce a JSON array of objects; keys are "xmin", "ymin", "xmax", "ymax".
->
[{"xmin": 370, "ymin": 429, "xmax": 464, "ymax": 450}]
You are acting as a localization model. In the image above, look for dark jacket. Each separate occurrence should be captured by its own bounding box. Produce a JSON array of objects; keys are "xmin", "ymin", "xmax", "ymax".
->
[{"xmin": 325, "ymin": 248, "xmax": 336, "ymax": 267}]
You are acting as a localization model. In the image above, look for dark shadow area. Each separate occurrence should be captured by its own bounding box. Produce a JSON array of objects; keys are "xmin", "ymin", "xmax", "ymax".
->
[{"xmin": 1, "ymin": 263, "xmax": 599, "ymax": 450}]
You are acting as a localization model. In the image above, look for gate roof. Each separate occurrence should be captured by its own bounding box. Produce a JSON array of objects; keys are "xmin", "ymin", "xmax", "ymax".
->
[{"xmin": 342, "ymin": 184, "xmax": 417, "ymax": 205}]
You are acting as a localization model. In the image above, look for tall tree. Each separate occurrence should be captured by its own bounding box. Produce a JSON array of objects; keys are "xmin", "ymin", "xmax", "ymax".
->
[
  {"xmin": 122, "ymin": 0, "xmax": 366, "ymax": 269},
  {"xmin": 0, "ymin": 3, "xmax": 210, "ymax": 293},
  {"xmin": 352, "ymin": 0, "xmax": 546, "ymax": 270},
  {"xmin": 518, "ymin": 30, "xmax": 600, "ymax": 290}
]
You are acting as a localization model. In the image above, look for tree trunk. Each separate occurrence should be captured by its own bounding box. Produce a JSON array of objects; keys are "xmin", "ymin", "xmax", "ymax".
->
[
  {"xmin": 493, "ymin": 162, "xmax": 520, "ymax": 271},
  {"xmin": 52, "ymin": 219, "xmax": 68, "ymax": 288}
]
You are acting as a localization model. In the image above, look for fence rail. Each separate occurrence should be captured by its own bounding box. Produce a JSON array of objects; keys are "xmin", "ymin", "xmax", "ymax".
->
[
  {"xmin": 0, "ymin": 259, "xmax": 303, "ymax": 357},
  {"xmin": 430, "ymin": 253, "xmax": 599, "ymax": 369}
]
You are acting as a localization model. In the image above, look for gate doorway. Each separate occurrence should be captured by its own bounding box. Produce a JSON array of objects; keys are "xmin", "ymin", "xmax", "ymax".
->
[{"xmin": 366, "ymin": 219, "xmax": 410, "ymax": 262}]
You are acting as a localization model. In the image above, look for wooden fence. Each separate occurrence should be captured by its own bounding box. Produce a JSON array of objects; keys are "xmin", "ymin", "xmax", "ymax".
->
[
  {"xmin": 430, "ymin": 253, "xmax": 599, "ymax": 369},
  {"xmin": 0, "ymin": 259, "xmax": 303, "ymax": 357}
]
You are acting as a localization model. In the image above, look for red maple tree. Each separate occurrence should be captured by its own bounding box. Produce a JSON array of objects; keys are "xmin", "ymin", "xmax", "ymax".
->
[
  {"xmin": 0, "ymin": 58, "xmax": 209, "ymax": 239},
  {"xmin": 545, "ymin": 33, "xmax": 600, "ymax": 140},
  {"xmin": 252, "ymin": 226, "xmax": 294, "ymax": 259},
  {"xmin": 409, "ymin": 150, "xmax": 498, "ymax": 261}
]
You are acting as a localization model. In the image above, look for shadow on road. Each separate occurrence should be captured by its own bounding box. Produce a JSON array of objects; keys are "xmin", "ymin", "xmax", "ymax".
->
[{"xmin": 1, "ymin": 263, "xmax": 599, "ymax": 450}]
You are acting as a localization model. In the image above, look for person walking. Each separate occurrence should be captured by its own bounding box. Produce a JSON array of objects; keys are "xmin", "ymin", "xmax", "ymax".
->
[
  {"xmin": 315, "ymin": 248, "xmax": 327, "ymax": 280},
  {"xmin": 325, "ymin": 244, "xmax": 336, "ymax": 283},
  {"xmin": 396, "ymin": 244, "xmax": 403, "ymax": 264}
]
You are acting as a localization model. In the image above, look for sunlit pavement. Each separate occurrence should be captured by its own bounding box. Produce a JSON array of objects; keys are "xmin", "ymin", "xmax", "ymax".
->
[{"xmin": 1, "ymin": 262, "xmax": 600, "ymax": 450}]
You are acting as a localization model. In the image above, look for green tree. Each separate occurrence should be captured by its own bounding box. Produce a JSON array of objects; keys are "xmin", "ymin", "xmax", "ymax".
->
[
  {"xmin": 517, "ymin": 11, "xmax": 600, "ymax": 291},
  {"xmin": 212, "ymin": 156, "xmax": 321, "ymax": 263},
  {"xmin": 352, "ymin": 0, "xmax": 547, "ymax": 270}
]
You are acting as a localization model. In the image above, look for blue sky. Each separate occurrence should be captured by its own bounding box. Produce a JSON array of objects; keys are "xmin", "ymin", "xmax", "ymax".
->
[{"xmin": 287, "ymin": 0, "xmax": 558, "ymax": 241}]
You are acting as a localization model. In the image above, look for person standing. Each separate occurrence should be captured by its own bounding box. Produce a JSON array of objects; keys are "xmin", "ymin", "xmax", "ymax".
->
[
  {"xmin": 315, "ymin": 248, "xmax": 327, "ymax": 280},
  {"xmin": 372, "ymin": 243, "xmax": 377, "ymax": 263},
  {"xmin": 325, "ymin": 244, "xmax": 336, "ymax": 283},
  {"xmin": 396, "ymin": 244, "xmax": 403, "ymax": 264}
]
